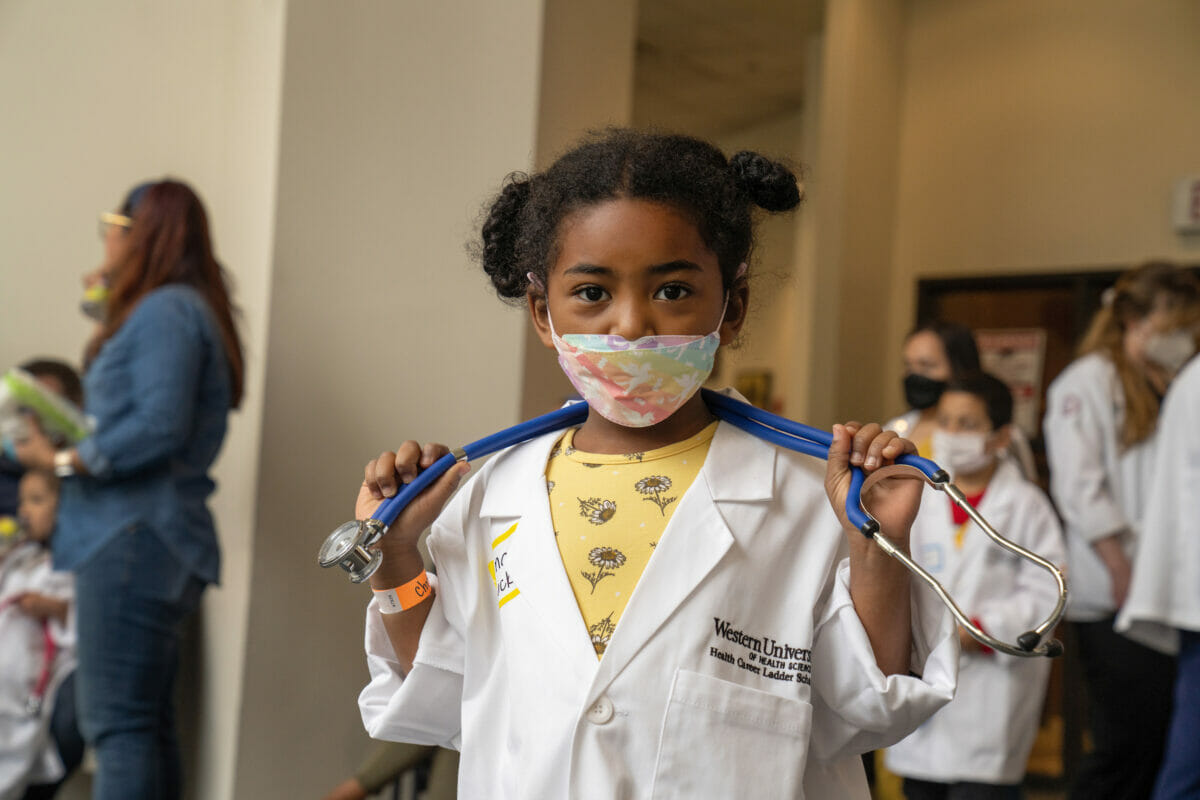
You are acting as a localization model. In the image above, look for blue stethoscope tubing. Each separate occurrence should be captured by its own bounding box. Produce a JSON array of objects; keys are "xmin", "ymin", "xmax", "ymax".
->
[{"xmin": 337, "ymin": 389, "xmax": 1066, "ymax": 658}]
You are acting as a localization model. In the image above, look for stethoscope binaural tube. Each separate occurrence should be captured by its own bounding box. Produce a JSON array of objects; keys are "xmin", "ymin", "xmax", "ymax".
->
[{"xmin": 318, "ymin": 389, "xmax": 1067, "ymax": 658}]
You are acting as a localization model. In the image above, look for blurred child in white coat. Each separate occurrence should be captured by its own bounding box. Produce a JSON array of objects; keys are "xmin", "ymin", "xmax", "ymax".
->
[
  {"xmin": 887, "ymin": 373, "xmax": 1065, "ymax": 800},
  {"xmin": 0, "ymin": 469, "xmax": 77, "ymax": 800}
]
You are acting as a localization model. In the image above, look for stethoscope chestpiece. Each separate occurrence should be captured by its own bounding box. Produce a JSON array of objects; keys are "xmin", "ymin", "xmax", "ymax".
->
[{"xmin": 318, "ymin": 519, "xmax": 386, "ymax": 583}]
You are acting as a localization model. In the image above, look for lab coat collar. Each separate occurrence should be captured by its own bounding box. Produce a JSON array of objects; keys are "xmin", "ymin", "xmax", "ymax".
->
[
  {"xmin": 963, "ymin": 458, "xmax": 1022, "ymax": 515},
  {"xmin": 476, "ymin": 388, "xmax": 776, "ymax": 518},
  {"xmin": 478, "ymin": 427, "xmax": 602, "ymax": 683}
]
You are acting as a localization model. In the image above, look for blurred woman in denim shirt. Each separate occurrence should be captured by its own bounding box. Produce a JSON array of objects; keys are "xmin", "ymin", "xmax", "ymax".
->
[{"xmin": 16, "ymin": 179, "xmax": 243, "ymax": 800}]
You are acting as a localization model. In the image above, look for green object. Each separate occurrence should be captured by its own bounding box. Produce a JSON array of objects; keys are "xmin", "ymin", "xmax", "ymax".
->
[{"xmin": 0, "ymin": 367, "xmax": 91, "ymax": 444}]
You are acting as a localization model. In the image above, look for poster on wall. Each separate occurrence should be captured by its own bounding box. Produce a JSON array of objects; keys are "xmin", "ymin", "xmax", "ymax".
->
[{"xmin": 975, "ymin": 328, "xmax": 1047, "ymax": 440}]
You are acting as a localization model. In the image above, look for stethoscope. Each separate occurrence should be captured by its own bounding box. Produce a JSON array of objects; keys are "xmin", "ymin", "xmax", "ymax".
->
[{"xmin": 319, "ymin": 389, "xmax": 1067, "ymax": 658}]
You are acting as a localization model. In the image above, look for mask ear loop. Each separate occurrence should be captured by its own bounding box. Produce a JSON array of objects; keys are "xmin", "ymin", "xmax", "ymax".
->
[{"xmin": 717, "ymin": 262, "xmax": 750, "ymax": 329}]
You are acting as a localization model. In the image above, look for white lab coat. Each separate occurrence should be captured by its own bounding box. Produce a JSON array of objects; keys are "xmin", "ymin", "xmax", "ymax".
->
[
  {"xmin": 1043, "ymin": 353, "xmax": 1158, "ymax": 621},
  {"xmin": 1116, "ymin": 357, "xmax": 1200, "ymax": 654},
  {"xmin": 0, "ymin": 542, "xmax": 75, "ymax": 800},
  {"xmin": 360, "ymin": 411, "xmax": 959, "ymax": 799},
  {"xmin": 885, "ymin": 459, "xmax": 1065, "ymax": 784}
]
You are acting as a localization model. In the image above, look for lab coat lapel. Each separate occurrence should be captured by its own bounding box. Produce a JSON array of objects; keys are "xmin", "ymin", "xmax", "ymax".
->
[
  {"xmin": 588, "ymin": 422, "xmax": 776, "ymax": 697},
  {"xmin": 967, "ymin": 460, "xmax": 1018, "ymax": 543},
  {"xmin": 479, "ymin": 432, "xmax": 600, "ymax": 683}
]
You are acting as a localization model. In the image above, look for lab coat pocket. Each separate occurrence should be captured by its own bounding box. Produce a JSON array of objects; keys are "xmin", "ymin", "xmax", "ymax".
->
[{"xmin": 650, "ymin": 669, "xmax": 811, "ymax": 799}]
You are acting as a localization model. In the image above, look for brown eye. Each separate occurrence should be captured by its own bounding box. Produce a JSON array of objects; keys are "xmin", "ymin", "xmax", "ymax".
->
[
  {"xmin": 654, "ymin": 283, "xmax": 691, "ymax": 301},
  {"xmin": 575, "ymin": 286, "xmax": 608, "ymax": 303}
]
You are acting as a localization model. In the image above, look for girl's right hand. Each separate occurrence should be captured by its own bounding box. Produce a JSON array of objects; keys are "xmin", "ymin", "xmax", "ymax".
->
[{"xmin": 357, "ymin": 441, "xmax": 471, "ymax": 553}]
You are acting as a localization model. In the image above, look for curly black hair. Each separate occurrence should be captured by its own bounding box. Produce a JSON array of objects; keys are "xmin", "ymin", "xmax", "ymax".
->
[{"xmin": 475, "ymin": 128, "xmax": 803, "ymax": 301}]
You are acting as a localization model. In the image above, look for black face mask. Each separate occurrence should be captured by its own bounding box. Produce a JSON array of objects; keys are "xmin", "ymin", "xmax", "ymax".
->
[{"xmin": 904, "ymin": 373, "xmax": 947, "ymax": 410}]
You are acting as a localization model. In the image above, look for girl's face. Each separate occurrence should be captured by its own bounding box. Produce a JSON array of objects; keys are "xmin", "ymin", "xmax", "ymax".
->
[
  {"xmin": 17, "ymin": 472, "xmax": 58, "ymax": 543},
  {"xmin": 903, "ymin": 331, "xmax": 952, "ymax": 381},
  {"xmin": 530, "ymin": 198, "xmax": 746, "ymax": 346}
]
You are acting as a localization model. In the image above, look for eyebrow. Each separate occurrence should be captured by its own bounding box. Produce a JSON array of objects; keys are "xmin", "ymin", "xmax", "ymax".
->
[{"xmin": 561, "ymin": 260, "xmax": 705, "ymax": 277}]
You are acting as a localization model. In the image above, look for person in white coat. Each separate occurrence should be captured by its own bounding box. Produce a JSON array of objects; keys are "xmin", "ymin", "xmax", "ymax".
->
[
  {"xmin": 1115, "ymin": 353, "xmax": 1200, "ymax": 798},
  {"xmin": 1043, "ymin": 261, "xmax": 1200, "ymax": 800},
  {"xmin": 0, "ymin": 470, "xmax": 77, "ymax": 800},
  {"xmin": 354, "ymin": 130, "xmax": 959, "ymax": 799},
  {"xmin": 887, "ymin": 373, "xmax": 1065, "ymax": 799}
]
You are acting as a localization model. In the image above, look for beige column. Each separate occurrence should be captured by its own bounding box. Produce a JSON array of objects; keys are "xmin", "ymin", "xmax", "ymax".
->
[{"xmin": 804, "ymin": 0, "xmax": 907, "ymax": 425}]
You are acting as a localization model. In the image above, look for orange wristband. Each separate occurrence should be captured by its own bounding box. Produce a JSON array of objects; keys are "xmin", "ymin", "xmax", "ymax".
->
[{"xmin": 373, "ymin": 571, "xmax": 433, "ymax": 614}]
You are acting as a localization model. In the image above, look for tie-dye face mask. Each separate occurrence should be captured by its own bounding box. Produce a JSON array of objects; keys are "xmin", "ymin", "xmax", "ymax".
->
[
  {"xmin": 529, "ymin": 264, "xmax": 744, "ymax": 428},
  {"xmin": 548, "ymin": 311, "xmax": 723, "ymax": 428}
]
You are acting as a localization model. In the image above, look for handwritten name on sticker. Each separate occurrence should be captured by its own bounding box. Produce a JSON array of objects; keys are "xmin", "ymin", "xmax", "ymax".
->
[
  {"xmin": 489, "ymin": 523, "xmax": 520, "ymax": 608},
  {"xmin": 709, "ymin": 618, "xmax": 812, "ymax": 685}
]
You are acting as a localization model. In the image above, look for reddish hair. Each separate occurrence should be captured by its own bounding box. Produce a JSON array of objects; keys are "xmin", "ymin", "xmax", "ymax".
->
[{"xmin": 86, "ymin": 180, "xmax": 245, "ymax": 408}]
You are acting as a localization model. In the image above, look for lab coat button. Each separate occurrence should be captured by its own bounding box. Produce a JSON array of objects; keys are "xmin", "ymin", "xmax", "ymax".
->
[{"xmin": 586, "ymin": 696, "xmax": 614, "ymax": 725}]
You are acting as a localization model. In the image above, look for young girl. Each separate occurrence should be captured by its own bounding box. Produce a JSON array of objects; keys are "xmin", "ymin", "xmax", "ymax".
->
[
  {"xmin": 355, "ymin": 130, "xmax": 958, "ymax": 798},
  {"xmin": 0, "ymin": 470, "xmax": 77, "ymax": 799}
]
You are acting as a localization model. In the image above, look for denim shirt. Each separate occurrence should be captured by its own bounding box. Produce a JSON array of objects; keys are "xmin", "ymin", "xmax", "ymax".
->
[{"xmin": 56, "ymin": 284, "xmax": 232, "ymax": 584}]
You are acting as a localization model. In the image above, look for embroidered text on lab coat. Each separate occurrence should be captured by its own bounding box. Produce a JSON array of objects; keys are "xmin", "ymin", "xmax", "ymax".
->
[{"xmin": 709, "ymin": 617, "xmax": 812, "ymax": 684}]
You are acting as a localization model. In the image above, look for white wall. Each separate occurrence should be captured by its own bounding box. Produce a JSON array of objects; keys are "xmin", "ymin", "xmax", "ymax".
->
[{"xmin": 0, "ymin": 2, "xmax": 286, "ymax": 798}]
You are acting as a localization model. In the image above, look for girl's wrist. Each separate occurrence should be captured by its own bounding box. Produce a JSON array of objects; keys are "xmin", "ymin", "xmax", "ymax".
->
[{"xmin": 366, "ymin": 545, "xmax": 426, "ymax": 591}]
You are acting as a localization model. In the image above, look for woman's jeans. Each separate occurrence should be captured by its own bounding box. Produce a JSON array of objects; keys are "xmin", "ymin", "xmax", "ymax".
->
[
  {"xmin": 1153, "ymin": 629, "xmax": 1200, "ymax": 799},
  {"xmin": 73, "ymin": 526, "xmax": 204, "ymax": 800}
]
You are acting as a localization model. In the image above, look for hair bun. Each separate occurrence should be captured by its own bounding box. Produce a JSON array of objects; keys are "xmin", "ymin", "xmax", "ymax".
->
[
  {"xmin": 729, "ymin": 151, "xmax": 802, "ymax": 212},
  {"xmin": 480, "ymin": 174, "xmax": 533, "ymax": 298}
]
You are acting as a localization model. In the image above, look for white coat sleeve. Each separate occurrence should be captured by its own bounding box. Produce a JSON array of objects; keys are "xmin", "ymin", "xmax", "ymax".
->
[
  {"xmin": 1117, "ymin": 362, "xmax": 1200, "ymax": 654},
  {"xmin": 807, "ymin": 559, "xmax": 958, "ymax": 762},
  {"xmin": 974, "ymin": 490, "xmax": 1066, "ymax": 643},
  {"xmin": 358, "ymin": 573, "xmax": 465, "ymax": 750},
  {"xmin": 1044, "ymin": 370, "xmax": 1128, "ymax": 543}
]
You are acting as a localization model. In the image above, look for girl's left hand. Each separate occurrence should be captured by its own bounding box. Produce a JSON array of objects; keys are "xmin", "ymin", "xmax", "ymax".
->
[
  {"xmin": 12, "ymin": 413, "xmax": 56, "ymax": 471},
  {"xmin": 824, "ymin": 422, "xmax": 923, "ymax": 545}
]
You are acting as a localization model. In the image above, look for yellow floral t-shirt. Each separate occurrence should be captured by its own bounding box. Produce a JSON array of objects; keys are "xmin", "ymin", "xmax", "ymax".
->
[{"xmin": 545, "ymin": 422, "xmax": 717, "ymax": 658}]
